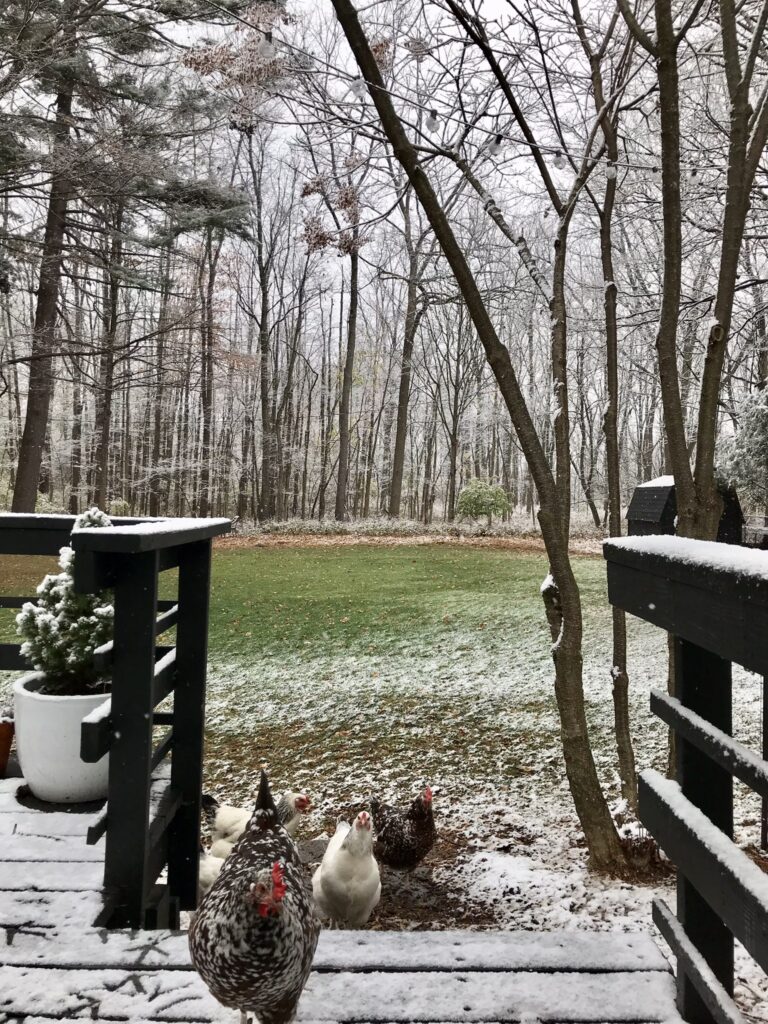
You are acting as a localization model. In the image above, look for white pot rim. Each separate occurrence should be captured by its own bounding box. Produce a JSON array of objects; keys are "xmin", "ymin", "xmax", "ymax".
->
[{"xmin": 14, "ymin": 673, "xmax": 110, "ymax": 703}]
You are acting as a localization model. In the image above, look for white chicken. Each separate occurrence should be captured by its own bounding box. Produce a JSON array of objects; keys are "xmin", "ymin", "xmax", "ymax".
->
[
  {"xmin": 312, "ymin": 811, "xmax": 381, "ymax": 927},
  {"xmin": 198, "ymin": 845, "xmax": 226, "ymax": 901},
  {"xmin": 204, "ymin": 790, "xmax": 312, "ymax": 860}
]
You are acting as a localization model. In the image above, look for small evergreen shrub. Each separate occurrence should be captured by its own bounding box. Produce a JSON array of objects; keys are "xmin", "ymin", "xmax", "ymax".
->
[
  {"xmin": 456, "ymin": 479, "xmax": 511, "ymax": 527},
  {"xmin": 16, "ymin": 508, "xmax": 114, "ymax": 694}
]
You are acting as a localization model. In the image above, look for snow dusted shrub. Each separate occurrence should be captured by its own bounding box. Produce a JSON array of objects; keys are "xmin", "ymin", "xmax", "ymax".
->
[
  {"xmin": 721, "ymin": 390, "xmax": 768, "ymax": 513},
  {"xmin": 16, "ymin": 508, "xmax": 114, "ymax": 695},
  {"xmin": 108, "ymin": 497, "xmax": 131, "ymax": 517},
  {"xmin": 456, "ymin": 479, "xmax": 510, "ymax": 528}
]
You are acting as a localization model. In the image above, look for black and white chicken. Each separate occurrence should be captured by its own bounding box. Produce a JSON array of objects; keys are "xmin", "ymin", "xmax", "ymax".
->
[
  {"xmin": 370, "ymin": 785, "xmax": 436, "ymax": 870},
  {"xmin": 190, "ymin": 770, "xmax": 320, "ymax": 1024}
]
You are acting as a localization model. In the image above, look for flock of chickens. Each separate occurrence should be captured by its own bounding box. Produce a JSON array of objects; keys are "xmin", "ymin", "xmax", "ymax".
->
[{"xmin": 189, "ymin": 772, "xmax": 436, "ymax": 1024}]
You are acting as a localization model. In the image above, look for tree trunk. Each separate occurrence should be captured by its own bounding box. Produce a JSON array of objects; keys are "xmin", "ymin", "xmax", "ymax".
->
[
  {"xmin": 336, "ymin": 245, "xmax": 359, "ymax": 520},
  {"xmin": 12, "ymin": 80, "xmax": 74, "ymax": 511},
  {"xmin": 331, "ymin": 0, "xmax": 625, "ymax": 871},
  {"xmin": 389, "ymin": 253, "xmax": 419, "ymax": 517}
]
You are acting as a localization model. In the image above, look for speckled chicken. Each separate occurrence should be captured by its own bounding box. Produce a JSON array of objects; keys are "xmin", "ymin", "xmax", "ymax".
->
[
  {"xmin": 202, "ymin": 790, "xmax": 312, "ymax": 860},
  {"xmin": 190, "ymin": 770, "xmax": 320, "ymax": 1024},
  {"xmin": 370, "ymin": 786, "xmax": 436, "ymax": 870}
]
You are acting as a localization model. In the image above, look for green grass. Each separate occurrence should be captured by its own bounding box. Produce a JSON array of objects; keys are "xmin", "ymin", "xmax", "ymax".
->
[
  {"xmin": 206, "ymin": 544, "xmax": 609, "ymax": 662},
  {"xmin": 194, "ymin": 543, "xmax": 661, "ymax": 826}
]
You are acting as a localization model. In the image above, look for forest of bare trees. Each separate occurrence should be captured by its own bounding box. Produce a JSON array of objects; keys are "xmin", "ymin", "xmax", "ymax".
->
[{"xmin": 1, "ymin": 0, "xmax": 767, "ymax": 529}]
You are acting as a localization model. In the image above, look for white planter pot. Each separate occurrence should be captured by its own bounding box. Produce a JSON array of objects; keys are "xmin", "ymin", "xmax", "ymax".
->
[{"xmin": 13, "ymin": 673, "xmax": 109, "ymax": 803}]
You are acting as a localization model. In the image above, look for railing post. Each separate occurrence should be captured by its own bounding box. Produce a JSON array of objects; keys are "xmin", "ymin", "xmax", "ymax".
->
[
  {"xmin": 168, "ymin": 539, "xmax": 212, "ymax": 913},
  {"xmin": 675, "ymin": 637, "xmax": 734, "ymax": 1021},
  {"xmin": 104, "ymin": 550, "xmax": 159, "ymax": 928}
]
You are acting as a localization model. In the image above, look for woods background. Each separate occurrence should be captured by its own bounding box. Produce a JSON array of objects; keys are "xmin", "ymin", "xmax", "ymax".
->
[{"xmin": 2, "ymin": 0, "xmax": 767, "ymax": 525}]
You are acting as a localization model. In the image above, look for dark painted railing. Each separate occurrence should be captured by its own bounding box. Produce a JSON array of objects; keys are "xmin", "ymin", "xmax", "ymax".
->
[
  {"xmin": 0, "ymin": 514, "xmax": 230, "ymax": 928},
  {"xmin": 606, "ymin": 535, "xmax": 768, "ymax": 1024}
]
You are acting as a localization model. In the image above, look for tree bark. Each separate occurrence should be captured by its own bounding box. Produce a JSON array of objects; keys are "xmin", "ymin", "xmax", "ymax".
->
[
  {"xmin": 12, "ymin": 80, "xmax": 74, "ymax": 511},
  {"xmin": 335, "ymin": 245, "xmax": 359, "ymax": 520}
]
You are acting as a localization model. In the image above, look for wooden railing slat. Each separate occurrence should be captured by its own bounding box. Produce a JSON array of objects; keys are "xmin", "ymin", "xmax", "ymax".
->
[
  {"xmin": 639, "ymin": 769, "xmax": 768, "ymax": 974},
  {"xmin": 652, "ymin": 899, "xmax": 746, "ymax": 1024}
]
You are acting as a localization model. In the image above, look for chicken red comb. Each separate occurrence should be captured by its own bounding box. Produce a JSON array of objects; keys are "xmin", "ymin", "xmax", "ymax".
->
[
  {"xmin": 424, "ymin": 785, "xmax": 433, "ymax": 802},
  {"xmin": 271, "ymin": 861, "xmax": 287, "ymax": 902}
]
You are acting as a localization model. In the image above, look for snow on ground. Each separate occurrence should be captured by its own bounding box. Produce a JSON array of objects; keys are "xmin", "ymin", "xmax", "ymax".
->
[{"xmin": 201, "ymin": 587, "xmax": 767, "ymax": 1019}]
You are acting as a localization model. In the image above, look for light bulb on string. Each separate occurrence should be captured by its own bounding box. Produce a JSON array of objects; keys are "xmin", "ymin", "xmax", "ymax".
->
[
  {"xmin": 257, "ymin": 34, "xmax": 275, "ymax": 60},
  {"xmin": 425, "ymin": 109, "xmax": 439, "ymax": 132},
  {"xmin": 489, "ymin": 134, "xmax": 503, "ymax": 157},
  {"xmin": 349, "ymin": 78, "xmax": 367, "ymax": 99},
  {"xmin": 650, "ymin": 165, "xmax": 661, "ymax": 181},
  {"xmin": 553, "ymin": 149, "xmax": 566, "ymax": 170},
  {"xmin": 606, "ymin": 161, "xmax": 617, "ymax": 180},
  {"xmin": 689, "ymin": 167, "xmax": 699, "ymax": 182}
]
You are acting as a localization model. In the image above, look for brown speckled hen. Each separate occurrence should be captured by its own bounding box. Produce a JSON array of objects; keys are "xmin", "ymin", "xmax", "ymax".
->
[
  {"xmin": 189, "ymin": 770, "xmax": 320, "ymax": 1024},
  {"xmin": 370, "ymin": 785, "xmax": 436, "ymax": 869}
]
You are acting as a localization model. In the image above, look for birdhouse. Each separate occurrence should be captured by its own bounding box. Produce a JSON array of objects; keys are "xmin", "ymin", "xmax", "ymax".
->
[{"xmin": 626, "ymin": 476, "xmax": 744, "ymax": 544}]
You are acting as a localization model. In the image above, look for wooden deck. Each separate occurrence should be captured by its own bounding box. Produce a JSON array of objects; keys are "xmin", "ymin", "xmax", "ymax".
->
[{"xmin": 0, "ymin": 777, "xmax": 683, "ymax": 1023}]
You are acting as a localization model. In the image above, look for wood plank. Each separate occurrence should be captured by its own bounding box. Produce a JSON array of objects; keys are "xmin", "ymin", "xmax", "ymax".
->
[
  {"xmin": 639, "ymin": 769, "xmax": 768, "ymax": 974},
  {"xmin": 0, "ymin": 861, "xmax": 103, "ymax": 890},
  {"xmin": 0, "ymin": 965, "xmax": 680, "ymax": 1022},
  {"xmin": 0, "ymin": 811, "xmax": 94, "ymax": 837},
  {"xmin": 653, "ymin": 899, "xmax": 746, "ymax": 1024},
  {"xmin": 0, "ymin": 891, "xmax": 106, "ymax": 928},
  {"xmin": 605, "ymin": 555, "xmax": 768, "ymax": 675},
  {"xmin": 651, "ymin": 689, "xmax": 768, "ymax": 799},
  {"xmin": 0, "ymin": 833, "xmax": 104, "ymax": 861},
  {"xmin": 0, "ymin": 929, "xmax": 672, "ymax": 973}
]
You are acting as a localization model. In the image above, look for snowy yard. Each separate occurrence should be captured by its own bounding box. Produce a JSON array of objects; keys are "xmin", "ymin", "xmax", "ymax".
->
[
  {"xmin": 198, "ymin": 537, "xmax": 768, "ymax": 1017},
  {"xmin": 3, "ymin": 538, "xmax": 767, "ymax": 1017}
]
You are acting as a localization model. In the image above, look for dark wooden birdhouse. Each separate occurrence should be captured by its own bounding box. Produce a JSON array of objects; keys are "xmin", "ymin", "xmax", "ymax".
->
[{"xmin": 626, "ymin": 476, "xmax": 745, "ymax": 544}]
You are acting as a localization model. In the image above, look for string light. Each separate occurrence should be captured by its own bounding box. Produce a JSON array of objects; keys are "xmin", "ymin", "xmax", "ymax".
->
[
  {"xmin": 553, "ymin": 150, "xmax": 566, "ymax": 169},
  {"xmin": 606, "ymin": 161, "xmax": 617, "ymax": 180},
  {"xmin": 489, "ymin": 134, "xmax": 503, "ymax": 156},
  {"xmin": 349, "ymin": 78, "xmax": 367, "ymax": 98},
  {"xmin": 425, "ymin": 109, "xmax": 439, "ymax": 132}
]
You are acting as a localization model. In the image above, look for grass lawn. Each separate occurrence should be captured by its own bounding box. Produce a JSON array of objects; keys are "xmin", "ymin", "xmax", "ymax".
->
[{"xmin": 196, "ymin": 541, "xmax": 682, "ymax": 927}]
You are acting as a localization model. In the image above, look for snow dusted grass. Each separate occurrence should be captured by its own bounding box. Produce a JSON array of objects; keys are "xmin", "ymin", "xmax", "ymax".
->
[
  {"xmin": 202, "ymin": 545, "xmax": 676, "ymax": 920},
  {"xmin": 2, "ymin": 543, "xmax": 766, "ymax": 1017}
]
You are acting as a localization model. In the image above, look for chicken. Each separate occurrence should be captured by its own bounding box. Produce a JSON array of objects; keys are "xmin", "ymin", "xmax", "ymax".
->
[
  {"xmin": 190, "ymin": 770, "xmax": 320, "ymax": 1024},
  {"xmin": 312, "ymin": 811, "xmax": 381, "ymax": 927},
  {"xmin": 370, "ymin": 785, "xmax": 436, "ymax": 870},
  {"xmin": 203, "ymin": 789, "xmax": 312, "ymax": 860},
  {"xmin": 198, "ymin": 843, "xmax": 226, "ymax": 901}
]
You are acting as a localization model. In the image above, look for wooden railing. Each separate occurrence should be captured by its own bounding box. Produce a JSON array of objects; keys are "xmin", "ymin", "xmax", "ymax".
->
[
  {"xmin": 605, "ymin": 535, "xmax": 768, "ymax": 1024},
  {"xmin": 0, "ymin": 513, "xmax": 230, "ymax": 929}
]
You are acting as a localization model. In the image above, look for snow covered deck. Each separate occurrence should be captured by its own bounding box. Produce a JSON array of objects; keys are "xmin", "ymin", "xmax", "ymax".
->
[{"xmin": 0, "ymin": 778, "xmax": 682, "ymax": 1023}]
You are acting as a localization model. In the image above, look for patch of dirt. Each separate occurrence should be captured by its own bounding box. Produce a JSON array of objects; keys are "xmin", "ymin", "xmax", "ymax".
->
[
  {"xmin": 215, "ymin": 534, "xmax": 603, "ymax": 557},
  {"xmin": 296, "ymin": 825, "xmax": 498, "ymax": 932}
]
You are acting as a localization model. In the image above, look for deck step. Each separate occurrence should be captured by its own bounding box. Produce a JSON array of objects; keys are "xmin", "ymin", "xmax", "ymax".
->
[
  {"xmin": 0, "ymin": 963, "xmax": 680, "ymax": 1022},
  {"xmin": 0, "ymin": 928, "xmax": 670, "ymax": 973}
]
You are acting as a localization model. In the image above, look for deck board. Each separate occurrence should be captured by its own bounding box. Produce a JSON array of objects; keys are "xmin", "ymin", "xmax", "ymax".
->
[
  {"xmin": 0, "ymin": 777, "xmax": 683, "ymax": 1023},
  {"xmin": 0, "ymin": 965, "xmax": 680, "ymax": 1022}
]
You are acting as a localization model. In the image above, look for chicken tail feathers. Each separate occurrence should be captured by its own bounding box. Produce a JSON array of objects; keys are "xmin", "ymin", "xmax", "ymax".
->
[{"xmin": 253, "ymin": 768, "xmax": 279, "ymax": 828}]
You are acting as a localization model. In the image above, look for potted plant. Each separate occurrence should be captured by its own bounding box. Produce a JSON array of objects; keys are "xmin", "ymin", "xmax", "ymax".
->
[{"xmin": 13, "ymin": 508, "xmax": 114, "ymax": 803}]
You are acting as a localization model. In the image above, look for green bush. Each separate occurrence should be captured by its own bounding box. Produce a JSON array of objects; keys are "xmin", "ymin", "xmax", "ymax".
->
[{"xmin": 456, "ymin": 479, "xmax": 510, "ymax": 527}]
